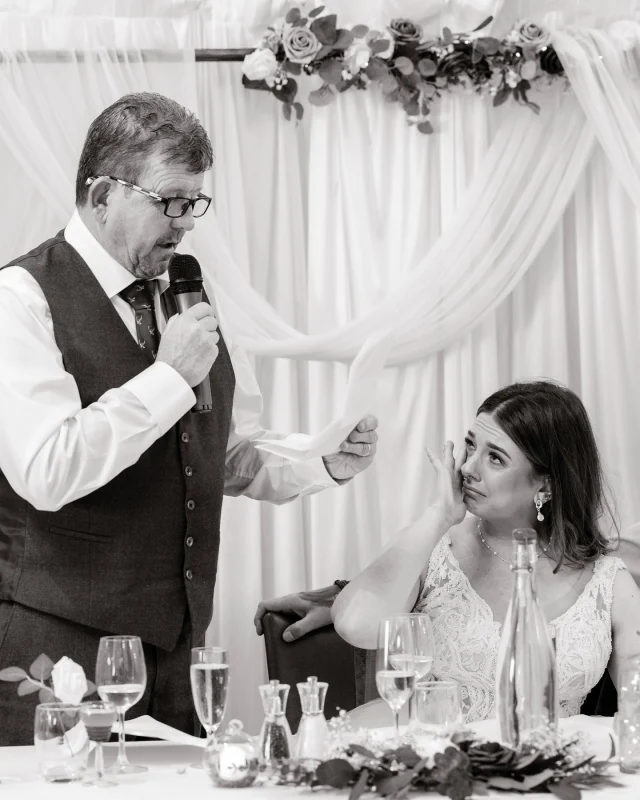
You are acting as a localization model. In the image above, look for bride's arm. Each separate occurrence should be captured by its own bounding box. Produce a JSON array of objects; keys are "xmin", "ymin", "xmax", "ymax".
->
[
  {"xmin": 331, "ymin": 441, "xmax": 466, "ymax": 649},
  {"xmin": 609, "ymin": 567, "xmax": 640, "ymax": 687},
  {"xmin": 331, "ymin": 507, "xmax": 452, "ymax": 648}
]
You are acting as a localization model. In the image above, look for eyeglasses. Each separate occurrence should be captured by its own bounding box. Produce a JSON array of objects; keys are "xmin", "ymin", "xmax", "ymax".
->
[{"xmin": 85, "ymin": 176, "xmax": 212, "ymax": 219}]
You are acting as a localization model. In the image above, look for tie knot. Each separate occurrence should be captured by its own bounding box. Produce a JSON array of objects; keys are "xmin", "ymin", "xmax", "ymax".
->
[{"xmin": 119, "ymin": 280, "xmax": 156, "ymax": 310}]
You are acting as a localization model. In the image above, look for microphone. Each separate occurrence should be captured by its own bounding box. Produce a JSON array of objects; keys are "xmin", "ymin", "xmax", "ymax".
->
[{"xmin": 169, "ymin": 253, "xmax": 213, "ymax": 413}]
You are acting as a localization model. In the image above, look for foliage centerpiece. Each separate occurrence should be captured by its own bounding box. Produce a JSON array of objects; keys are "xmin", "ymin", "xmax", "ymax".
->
[
  {"xmin": 277, "ymin": 717, "xmax": 619, "ymax": 800},
  {"xmin": 242, "ymin": 6, "xmax": 566, "ymax": 133}
]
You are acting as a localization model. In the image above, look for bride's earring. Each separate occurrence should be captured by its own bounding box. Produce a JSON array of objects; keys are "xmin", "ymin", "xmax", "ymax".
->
[{"xmin": 535, "ymin": 497, "xmax": 544, "ymax": 522}]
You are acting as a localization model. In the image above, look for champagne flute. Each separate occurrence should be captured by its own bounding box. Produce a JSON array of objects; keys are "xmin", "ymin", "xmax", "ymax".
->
[
  {"xmin": 376, "ymin": 617, "xmax": 416, "ymax": 742},
  {"xmin": 79, "ymin": 701, "xmax": 117, "ymax": 787},
  {"xmin": 190, "ymin": 646, "xmax": 229, "ymax": 767},
  {"xmin": 95, "ymin": 635, "xmax": 147, "ymax": 775},
  {"xmin": 390, "ymin": 614, "xmax": 435, "ymax": 723}
]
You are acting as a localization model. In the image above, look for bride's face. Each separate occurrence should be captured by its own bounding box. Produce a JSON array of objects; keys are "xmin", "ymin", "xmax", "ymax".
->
[{"xmin": 460, "ymin": 412, "xmax": 544, "ymax": 524}]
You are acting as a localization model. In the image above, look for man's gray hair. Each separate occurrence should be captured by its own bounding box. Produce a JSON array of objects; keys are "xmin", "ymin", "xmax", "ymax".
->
[{"xmin": 76, "ymin": 92, "xmax": 213, "ymax": 205}]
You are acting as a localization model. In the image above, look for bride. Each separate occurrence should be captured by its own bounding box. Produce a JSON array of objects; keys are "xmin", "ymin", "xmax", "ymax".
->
[{"xmin": 256, "ymin": 381, "xmax": 640, "ymax": 723}]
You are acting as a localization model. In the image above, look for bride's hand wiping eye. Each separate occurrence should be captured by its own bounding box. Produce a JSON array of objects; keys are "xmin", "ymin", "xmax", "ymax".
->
[{"xmin": 425, "ymin": 441, "xmax": 468, "ymax": 527}]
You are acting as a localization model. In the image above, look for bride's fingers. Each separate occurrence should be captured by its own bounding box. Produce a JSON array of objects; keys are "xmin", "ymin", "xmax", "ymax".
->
[
  {"xmin": 454, "ymin": 445, "xmax": 468, "ymax": 474},
  {"xmin": 442, "ymin": 440, "xmax": 455, "ymax": 470}
]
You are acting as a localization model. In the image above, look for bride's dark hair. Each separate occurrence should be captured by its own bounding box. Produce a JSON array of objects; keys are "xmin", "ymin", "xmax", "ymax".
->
[{"xmin": 477, "ymin": 380, "xmax": 618, "ymax": 571}]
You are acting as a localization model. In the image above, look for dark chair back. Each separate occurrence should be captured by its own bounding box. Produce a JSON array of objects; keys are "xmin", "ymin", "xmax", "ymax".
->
[{"xmin": 262, "ymin": 611, "xmax": 358, "ymax": 732}]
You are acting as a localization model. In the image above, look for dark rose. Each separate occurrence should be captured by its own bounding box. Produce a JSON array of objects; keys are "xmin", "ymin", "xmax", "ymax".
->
[
  {"xmin": 388, "ymin": 18, "xmax": 423, "ymax": 44},
  {"xmin": 465, "ymin": 741, "xmax": 517, "ymax": 775},
  {"xmin": 539, "ymin": 47, "xmax": 564, "ymax": 75}
]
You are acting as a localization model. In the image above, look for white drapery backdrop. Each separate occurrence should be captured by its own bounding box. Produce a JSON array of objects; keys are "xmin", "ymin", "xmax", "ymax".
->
[{"xmin": 0, "ymin": 0, "xmax": 640, "ymax": 729}]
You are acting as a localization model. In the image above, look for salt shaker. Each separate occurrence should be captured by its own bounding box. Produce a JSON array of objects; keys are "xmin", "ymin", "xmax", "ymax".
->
[{"xmin": 296, "ymin": 675, "xmax": 328, "ymax": 764}]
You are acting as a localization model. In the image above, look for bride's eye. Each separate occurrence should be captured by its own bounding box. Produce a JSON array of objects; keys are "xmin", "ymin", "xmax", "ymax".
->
[
  {"xmin": 464, "ymin": 437, "xmax": 474, "ymax": 451},
  {"xmin": 488, "ymin": 452, "xmax": 504, "ymax": 465}
]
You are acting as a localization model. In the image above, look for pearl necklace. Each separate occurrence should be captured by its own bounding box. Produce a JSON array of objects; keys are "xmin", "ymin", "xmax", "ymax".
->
[{"xmin": 476, "ymin": 519, "xmax": 550, "ymax": 565}]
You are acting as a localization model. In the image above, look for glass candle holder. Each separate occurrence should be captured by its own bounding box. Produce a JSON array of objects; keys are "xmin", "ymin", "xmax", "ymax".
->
[{"xmin": 34, "ymin": 703, "xmax": 90, "ymax": 783}]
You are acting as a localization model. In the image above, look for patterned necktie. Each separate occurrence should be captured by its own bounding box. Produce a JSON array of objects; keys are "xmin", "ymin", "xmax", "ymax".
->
[{"xmin": 118, "ymin": 280, "xmax": 160, "ymax": 360}]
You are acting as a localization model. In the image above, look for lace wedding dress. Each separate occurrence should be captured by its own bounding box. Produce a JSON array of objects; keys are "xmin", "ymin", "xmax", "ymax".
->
[{"xmin": 413, "ymin": 534, "xmax": 626, "ymax": 723}]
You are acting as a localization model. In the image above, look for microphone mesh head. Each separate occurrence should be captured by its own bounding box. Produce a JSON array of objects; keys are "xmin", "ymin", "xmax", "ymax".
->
[{"xmin": 169, "ymin": 254, "xmax": 203, "ymax": 294}]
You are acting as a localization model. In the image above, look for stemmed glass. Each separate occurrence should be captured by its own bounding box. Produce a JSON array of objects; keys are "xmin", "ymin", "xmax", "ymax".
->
[
  {"xmin": 95, "ymin": 635, "xmax": 147, "ymax": 775},
  {"xmin": 392, "ymin": 613, "xmax": 435, "ymax": 722},
  {"xmin": 190, "ymin": 646, "xmax": 229, "ymax": 768},
  {"xmin": 376, "ymin": 616, "xmax": 416, "ymax": 742},
  {"xmin": 79, "ymin": 701, "xmax": 118, "ymax": 787}
]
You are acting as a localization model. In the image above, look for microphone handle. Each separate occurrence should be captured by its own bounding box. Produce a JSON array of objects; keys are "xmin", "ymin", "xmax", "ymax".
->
[{"xmin": 174, "ymin": 289, "xmax": 213, "ymax": 413}]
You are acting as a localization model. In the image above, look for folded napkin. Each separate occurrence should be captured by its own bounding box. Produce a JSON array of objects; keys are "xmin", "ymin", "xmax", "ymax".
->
[{"xmin": 111, "ymin": 715, "xmax": 206, "ymax": 748}]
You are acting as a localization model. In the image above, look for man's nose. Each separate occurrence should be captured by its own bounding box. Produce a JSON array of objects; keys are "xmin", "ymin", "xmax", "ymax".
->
[{"xmin": 172, "ymin": 208, "xmax": 195, "ymax": 233}]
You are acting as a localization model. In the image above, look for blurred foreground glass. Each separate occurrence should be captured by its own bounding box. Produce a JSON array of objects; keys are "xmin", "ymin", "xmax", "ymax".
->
[
  {"xmin": 618, "ymin": 660, "xmax": 640, "ymax": 773},
  {"xmin": 390, "ymin": 613, "xmax": 435, "ymax": 722},
  {"xmin": 412, "ymin": 680, "xmax": 462, "ymax": 738},
  {"xmin": 79, "ymin": 701, "xmax": 117, "ymax": 787},
  {"xmin": 34, "ymin": 703, "xmax": 89, "ymax": 782},
  {"xmin": 191, "ymin": 647, "xmax": 229, "ymax": 769},
  {"xmin": 376, "ymin": 616, "xmax": 416, "ymax": 741},
  {"xmin": 95, "ymin": 635, "xmax": 147, "ymax": 775}
]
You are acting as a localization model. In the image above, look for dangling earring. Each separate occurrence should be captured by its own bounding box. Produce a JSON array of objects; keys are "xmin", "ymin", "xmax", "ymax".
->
[{"xmin": 535, "ymin": 497, "xmax": 544, "ymax": 522}]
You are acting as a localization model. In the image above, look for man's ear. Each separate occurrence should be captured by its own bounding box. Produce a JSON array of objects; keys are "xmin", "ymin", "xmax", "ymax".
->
[{"xmin": 86, "ymin": 177, "xmax": 113, "ymax": 222}]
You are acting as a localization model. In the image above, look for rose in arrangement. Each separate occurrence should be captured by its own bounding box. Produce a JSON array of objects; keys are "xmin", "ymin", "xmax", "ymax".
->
[
  {"xmin": 511, "ymin": 19, "xmax": 552, "ymax": 48},
  {"xmin": 388, "ymin": 18, "xmax": 423, "ymax": 44},
  {"xmin": 242, "ymin": 48, "xmax": 278, "ymax": 82},
  {"xmin": 283, "ymin": 24, "xmax": 323, "ymax": 63}
]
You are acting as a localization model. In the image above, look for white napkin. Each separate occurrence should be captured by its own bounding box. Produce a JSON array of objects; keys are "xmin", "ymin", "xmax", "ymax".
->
[
  {"xmin": 112, "ymin": 714, "xmax": 206, "ymax": 748},
  {"xmin": 253, "ymin": 328, "xmax": 394, "ymax": 461}
]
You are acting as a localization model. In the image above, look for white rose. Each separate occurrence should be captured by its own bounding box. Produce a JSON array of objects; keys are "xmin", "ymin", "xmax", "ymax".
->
[
  {"xmin": 242, "ymin": 48, "xmax": 278, "ymax": 81},
  {"xmin": 344, "ymin": 40, "xmax": 372, "ymax": 75},
  {"xmin": 609, "ymin": 20, "xmax": 640, "ymax": 52},
  {"xmin": 51, "ymin": 656, "xmax": 88, "ymax": 705}
]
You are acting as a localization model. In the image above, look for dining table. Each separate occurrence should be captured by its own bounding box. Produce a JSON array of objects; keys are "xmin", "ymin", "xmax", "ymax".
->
[{"xmin": 1, "ymin": 715, "xmax": 639, "ymax": 800}]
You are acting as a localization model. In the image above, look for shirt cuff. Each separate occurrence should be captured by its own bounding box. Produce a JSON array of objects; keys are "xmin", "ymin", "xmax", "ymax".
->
[
  {"xmin": 303, "ymin": 456, "xmax": 340, "ymax": 489},
  {"xmin": 124, "ymin": 362, "xmax": 195, "ymax": 435}
]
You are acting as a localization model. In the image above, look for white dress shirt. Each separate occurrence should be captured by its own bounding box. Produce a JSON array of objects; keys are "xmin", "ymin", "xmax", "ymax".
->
[{"xmin": 0, "ymin": 211, "xmax": 336, "ymax": 512}]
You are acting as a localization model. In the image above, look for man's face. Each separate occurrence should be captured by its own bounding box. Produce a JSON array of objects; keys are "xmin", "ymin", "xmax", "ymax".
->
[{"xmin": 102, "ymin": 150, "xmax": 205, "ymax": 279}]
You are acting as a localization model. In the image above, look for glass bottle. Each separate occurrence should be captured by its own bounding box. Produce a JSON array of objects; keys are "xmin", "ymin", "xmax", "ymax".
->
[
  {"xmin": 257, "ymin": 679, "xmax": 292, "ymax": 772},
  {"xmin": 495, "ymin": 528, "xmax": 558, "ymax": 747},
  {"xmin": 618, "ymin": 658, "xmax": 640, "ymax": 773},
  {"xmin": 296, "ymin": 676, "xmax": 329, "ymax": 765}
]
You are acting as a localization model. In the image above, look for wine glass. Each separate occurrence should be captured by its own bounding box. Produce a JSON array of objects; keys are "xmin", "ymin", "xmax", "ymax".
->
[
  {"xmin": 95, "ymin": 635, "xmax": 147, "ymax": 775},
  {"xmin": 391, "ymin": 613, "xmax": 435, "ymax": 723},
  {"xmin": 79, "ymin": 701, "xmax": 117, "ymax": 787},
  {"xmin": 190, "ymin": 646, "xmax": 229, "ymax": 768},
  {"xmin": 376, "ymin": 616, "xmax": 416, "ymax": 742}
]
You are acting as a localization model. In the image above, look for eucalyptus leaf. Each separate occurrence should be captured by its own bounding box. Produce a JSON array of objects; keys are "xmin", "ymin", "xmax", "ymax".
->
[
  {"xmin": 348, "ymin": 744, "xmax": 377, "ymax": 759},
  {"xmin": 273, "ymin": 78, "xmax": 298, "ymax": 105},
  {"xmin": 370, "ymin": 38, "xmax": 391, "ymax": 55},
  {"xmin": 292, "ymin": 17, "xmax": 307, "ymax": 27},
  {"xmin": 29, "ymin": 653, "xmax": 54, "ymax": 682},
  {"xmin": 308, "ymin": 5, "xmax": 325, "ymax": 19},
  {"xmin": 309, "ymin": 14, "xmax": 337, "ymax": 46},
  {"xmin": 39, "ymin": 687, "xmax": 55, "ymax": 703},
  {"xmin": 18, "ymin": 679, "xmax": 41, "ymax": 696},
  {"xmin": 351, "ymin": 24, "xmax": 369, "ymax": 38},
  {"xmin": 521, "ymin": 768, "xmax": 556, "ymax": 790},
  {"xmin": 475, "ymin": 37, "xmax": 500, "ymax": 56},
  {"xmin": 293, "ymin": 102, "xmax": 304, "ymax": 121},
  {"xmin": 241, "ymin": 75, "xmax": 269, "ymax": 91},
  {"xmin": 283, "ymin": 61, "xmax": 302, "ymax": 74},
  {"xmin": 318, "ymin": 58, "xmax": 343, "ymax": 85},
  {"xmin": 471, "ymin": 16, "xmax": 494, "ymax": 33},
  {"xmin": 442, "ymin": 27, "xmax": 453, "ymax": 45},
  {"xmin": 417, "ymin": 120, "xmax": 434, "ymax": 134},
  {"xmin": 376, "ymin": 770, "xmax": 414, "ymax": 796},
  {"xmin": 417, "ymin": 58, "xmax": 436, "ymax": 77},
  {"xmin": 315, "ymin": 759, "xmax": 357, "ymax": 788},
  {"xmin": 380, "ymin": 73, "xmax": 398, "ymax": 94},
  {"xmin": 349, "ymin": 767, "xmax": 370, "ymax": 800},
  {"xmin": 492, "ymin": 87, "xmax": 510, "ymax": 106},
  {"xmin": 394, "ymin": 56, "xmax": 414, "ymax": 75},
  {"xmin": 0, "ymin": 666, "xmax": 28, "ymax": 681},
  {"xmin": 365, "ymin": 58, "xmax": 389, "ymax": 80},
  {"xmin": 391, "ymin": 745, "xmax": 421, "ymax": 768},
  {"xmin": 487, "ymin": 776, "xmax": 526, "ymax": 790},
  {"xmin": 285, "ymin": 7, "xmax": 301, "ymax": 24},
  {"xmin": 548, "ymin": 780, "xmax": 582, "ymax": 800},
  {"xmin": 333, "ymin": 29, "xmax": 354, "ymax": 51},
  {"xmin": 282, "ymin": 103, "xmax": 292, "ymax": 121},
  {"xmin": 308, "ymin": 84, "xmax": 335, "ymax": 106}
]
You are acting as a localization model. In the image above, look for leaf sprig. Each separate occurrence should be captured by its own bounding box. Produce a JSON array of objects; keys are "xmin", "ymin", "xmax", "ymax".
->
[{"xmin": 0, "ymin": 653, "xmax": 96, "ymax": 702}]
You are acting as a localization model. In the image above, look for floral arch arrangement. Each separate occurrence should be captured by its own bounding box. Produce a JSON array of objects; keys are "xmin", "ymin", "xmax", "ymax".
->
[{"xmin": 242, "ymin": 6, "xmax": 566, "ymax": 133}]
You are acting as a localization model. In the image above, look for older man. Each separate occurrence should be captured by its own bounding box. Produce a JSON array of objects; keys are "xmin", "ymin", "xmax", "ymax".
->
[{"xmin": 0, "ymin": 92, "xmax": 377, "ymax": 745}]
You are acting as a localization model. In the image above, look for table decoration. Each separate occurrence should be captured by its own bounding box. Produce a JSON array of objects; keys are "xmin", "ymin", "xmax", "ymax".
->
[
  {"xmin": 205, "ymin": 719, "xmax": 259, "ymax": 788},
  {"xmin": 0, "ymin": 652, "xmax": 96, "ymax": 704},
  {"xmin": 273, "ymin": 712, "xmax": 620, "ymax": 799}
]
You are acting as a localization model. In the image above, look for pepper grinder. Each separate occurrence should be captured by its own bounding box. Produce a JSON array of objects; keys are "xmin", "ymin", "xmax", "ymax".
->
[{"xmin": 257, "ymin": 679, "xmax": 292, "ymax": 772}]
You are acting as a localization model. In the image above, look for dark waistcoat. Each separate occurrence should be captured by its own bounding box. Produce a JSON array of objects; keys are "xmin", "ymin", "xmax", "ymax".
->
[{"xmin": 0, "ymin": 233, "xmax": 235, "ymax": 650}]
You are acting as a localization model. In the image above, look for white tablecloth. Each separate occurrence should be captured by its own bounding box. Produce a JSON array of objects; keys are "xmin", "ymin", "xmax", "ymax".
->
[{"xmin": 0, "ymin": 718, "xmax": 638, "ymax": 800}]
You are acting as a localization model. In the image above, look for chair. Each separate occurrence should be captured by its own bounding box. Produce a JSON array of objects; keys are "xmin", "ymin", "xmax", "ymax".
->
[{"xmin": 262, "ymin": 611, "xmax": 374, "ymax": 732}]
